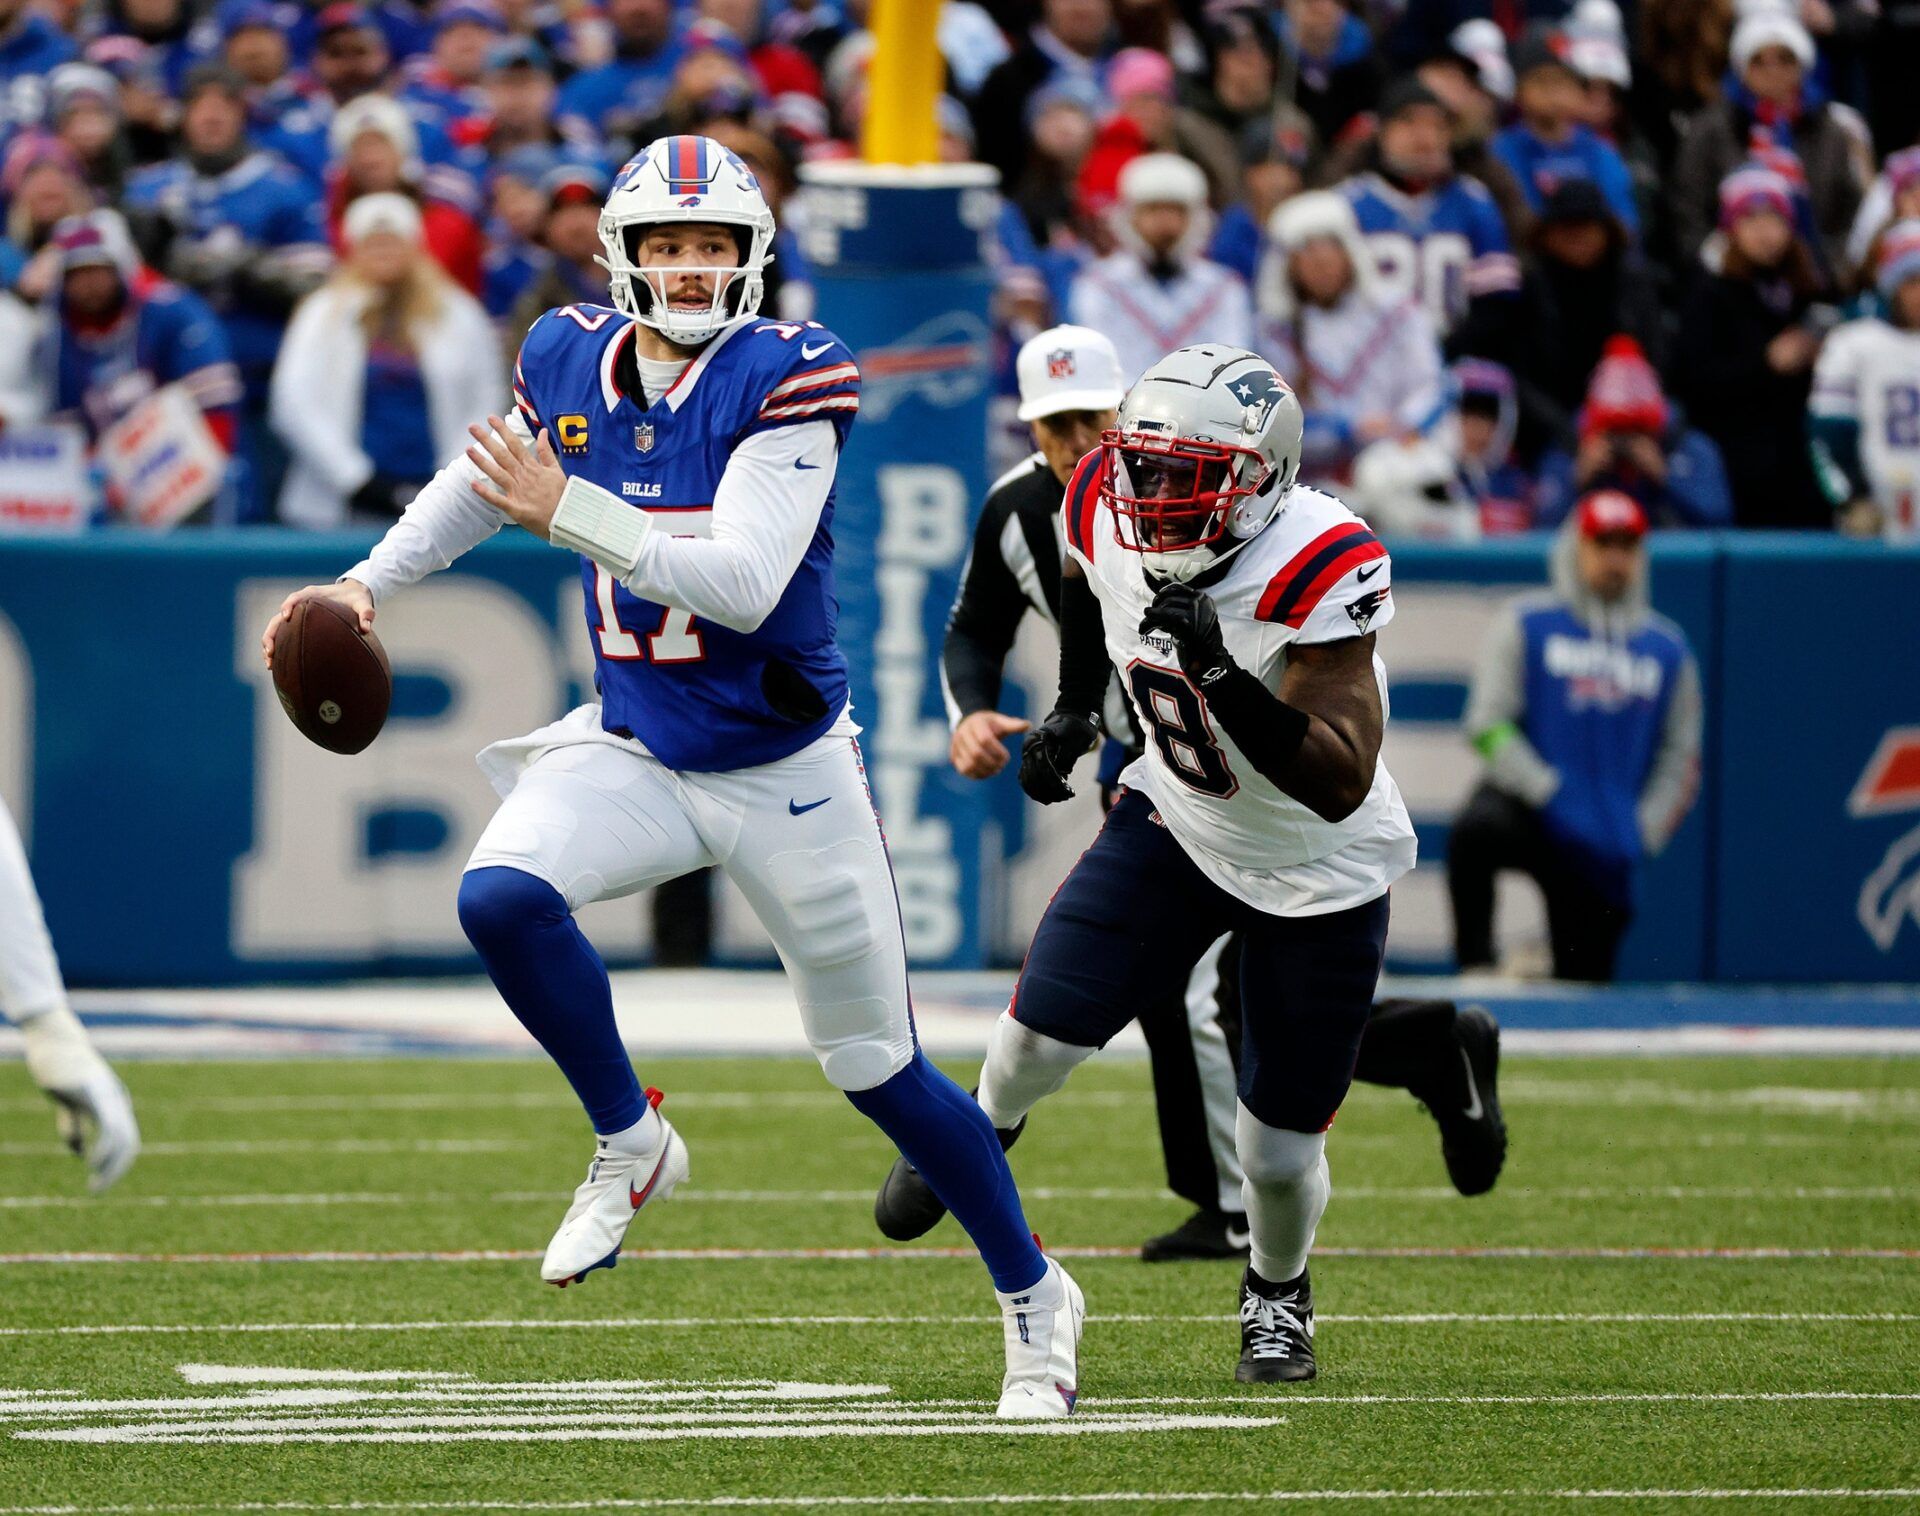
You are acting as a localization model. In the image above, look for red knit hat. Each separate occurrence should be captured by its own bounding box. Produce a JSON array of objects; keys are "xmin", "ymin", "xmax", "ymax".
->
[
  {"xmin": 1576, "ymin": 489, "xmax": 1648, "ymax": 540},
  {"xmin": 1578, "ymin": 335, "xmax": 1669, "ymax": 438}
]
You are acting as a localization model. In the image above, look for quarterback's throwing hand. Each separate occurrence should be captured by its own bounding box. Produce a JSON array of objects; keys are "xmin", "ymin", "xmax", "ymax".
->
[
  {"xmin": 468, "ymin": 416, "xmax": 565, "ymax": 539},
  {"xmin": 1017, "ymin": 709, "xmax": 1099, "ymax": 804},
  {"xmin": 1140, "ymin": 582, "xmax": 1232, "ymax": 684}
]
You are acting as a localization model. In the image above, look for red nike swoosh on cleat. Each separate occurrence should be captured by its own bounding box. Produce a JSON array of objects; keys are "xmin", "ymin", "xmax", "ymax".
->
[{"xmin": 629, "ymin": 1145, "xmax": 672, "ymax": 1210}]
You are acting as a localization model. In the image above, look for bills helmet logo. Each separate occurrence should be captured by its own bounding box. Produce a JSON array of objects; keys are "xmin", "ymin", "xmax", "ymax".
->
[
  {"xmin": 634, "ymin": 422, "xmax": 655, "ymax": 453},
  {"xmin": 1047, "ymin": 348, "xmax": 1076, "ymax": 380},
  {"xmin": 1850, "ymin": 728, "xmax": 1920, "ymax": 951}
]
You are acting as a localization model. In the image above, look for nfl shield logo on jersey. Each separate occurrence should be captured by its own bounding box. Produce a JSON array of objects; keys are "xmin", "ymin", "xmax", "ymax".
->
[
  {"xmin": 634, "ymin": 423, "xmax": 655, "ymax": 453},
  {"xmin": 1047, "ymin": 349, "xmax": 1076, "ymax": 380}
]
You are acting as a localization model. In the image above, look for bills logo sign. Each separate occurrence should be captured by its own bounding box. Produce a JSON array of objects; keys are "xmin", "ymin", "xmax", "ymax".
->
[{"xmin": 1848, "ymin": 727, "xmax": 1920, "ymax": 951}]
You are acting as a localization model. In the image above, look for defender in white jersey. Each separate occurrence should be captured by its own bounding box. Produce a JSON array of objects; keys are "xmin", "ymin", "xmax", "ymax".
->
[{"xmin": 977, "ymin": 345, "xmax": 1413, "ymax": 1385}]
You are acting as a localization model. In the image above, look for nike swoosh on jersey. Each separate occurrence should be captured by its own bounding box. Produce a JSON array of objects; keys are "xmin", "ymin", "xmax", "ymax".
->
[
  {"xmin": 789, "ymin": 796, "xmax": 830, "ymax": 815},
  {"xmin": 1356, "ymin": 563, "xmax": 1382, "ymax": 583},
  {"xmin": 794, "ymin": 458, "xmax": 821, "ymax": 470},
  {"xmin": 800, "ymin": 341, "xmax": 832, "ymax": 359}
]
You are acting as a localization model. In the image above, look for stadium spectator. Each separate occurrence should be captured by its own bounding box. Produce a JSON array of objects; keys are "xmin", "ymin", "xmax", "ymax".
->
[
  {"xmin": 0, "ymin": 0, "xmax": 77, "ymax": 116},
  {"xmin": 1413, "ymin": 22, "xmax": 1530, "ymax": 237},
  {"xmin": 1564, "ymin": 1, "xmax": 1663, "ymax": 259},
  {"xmin": 217, "ymin": 4, "xmax": 308, "ymax": 169},
  {"xmin": 271, "ymin": 191, "xmax": 502, "ymax": 527},
  {"xmin": 1256, "ymin": 189, "xmax": 1445, "ymax": 483},
  {"xmin": 1005, "ymin": 72, "xmax": 1102, "ymax": 256},
  {"xmin": 2, "ymin": 134, "xmax": 96, "ymax": 299},
  {"xmin": 502, "ymin": 163, "xmax": 609, "ymax": 362},
  {"xmin": 1069, "ymin": 151, "xmax": 1251, "ymax": 386},
  {"xmin": 122, "ymin": 64, "xmax": 330, "ymax": 519},
  {"xmin": 1449, "ymin": 357, "xmax": 1538, "ymax": 535},
  {"xmin": 1632, "ymin": 0, "xmax": 1736, "ymax": 162},
  {"xmin": 1078, "ymin": 45, "xmax": 1236, "ymax": 213},
  {"xmin": 696, "ymin": 0, "xmax": 829, "ymax": 101},
  {"xmin": 1206, "ymin": 112, "xmax": 1314, "ymax": 285},
  {"xmin": 1668, "ymin": 8, "xmax": 1867, "ymax": 282},
  {"xmin": 1472, "ymin": 177, "xmax": 1664, "ymax": 463},
  {"xmin": 1279, "ymin": 0, "xmax": 1382, "ymax": 148},
  {"xmin": 42, "ymin": 209, "xmax": 240, "ymax": 514},
  {"xmin": 556, "ymin": 0, "xmax": 684, "ymax": 146},
  {"xmin": 1533, "ymin": 336, "xmax": 1732, "ymax": 528},
  {"xmin": 397, "ymin": 2, "xmax": 501, "ymax": 144},
  {"xmin": 1449, "ymin": 490, "xmax": 1702, "ymax": 982},
  {"xmin": 46, "ymin": 63, "xmax": 127, "ymax": 198},
  {"xmin": 1674, "ymin": 165, "xmax": 1832, "ymax": 528},
  {"xmin": 325, "ymin": 92, "xmax": 485, "ymax": 295},
  {"xmin": 84, "ymin": 0, "xmax": 197, "ymax": 99},
  {"xmin": 1810, "ymin": 220, "xmax": 1920, "ymax": 541},
  {"xmin": 630, "ymin": 20, "xmax": 762, "ymax": 147},
  {"xmin": 479, "ymin": 144, "xmax": 552, "ymax": 318},
  {"xmin": 1341, "ymin": 77, "xmax": 1518, "ymax": 342},
  {"xmin": 1491, "ymin": 24, "xmax": 1639, "ymax": 238},
  {"xmin": 1844, "ymin": 145, "xmax": 1920, "ymax": 289},
  {"xmin": 1187, "ymin": 5, "xmax": 1282, "ymax": 146},
  {"xmin": 971, "ymin": 0, "xmax": 1112, "ymax": 187}
]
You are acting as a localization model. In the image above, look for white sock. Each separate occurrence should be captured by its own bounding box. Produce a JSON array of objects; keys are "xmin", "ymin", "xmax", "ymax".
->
[
  {"xmin": 1236, "ymin": 1103, "xmax": 1329, "ymax": 1285},
  {"xmin": 599, "ymin": 1102, "xmax": 664, "ymax": 1156},
  {"xmin": 976, "ymin": 1012, "xmax": 1097, "ymax": 1131},
  {"xmin": 994, "ymin": 1255, "xmax": 1062, "ymax": 1310}
]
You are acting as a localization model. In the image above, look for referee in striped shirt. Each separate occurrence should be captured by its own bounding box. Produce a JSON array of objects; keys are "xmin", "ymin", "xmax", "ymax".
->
[{"xmin": 920, "ymin": 326, "xmax": 1507, "ymax": 1262}]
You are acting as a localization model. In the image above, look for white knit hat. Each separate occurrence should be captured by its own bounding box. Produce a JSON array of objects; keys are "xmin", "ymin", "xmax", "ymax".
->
[
  {"xmin": 342, "ymin": 191, "xmax": 423, "ymax": 247},
  {"xmin": 329, "ymin": 92, "xmax": 421, "ymax": 169},
  {"xmin": 1730, "ymin": 11, "xmax": 1815, "ymax": 72}
]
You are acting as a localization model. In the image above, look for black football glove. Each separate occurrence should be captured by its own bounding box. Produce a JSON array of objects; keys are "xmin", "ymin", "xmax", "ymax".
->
[
  {"xmin": 1017, "ymin": 709, "xmax": 1099, "ymax": 804},
  {"xmin": 1139, "ymin": 582, "xmax": 1234, "ymax": 685}
]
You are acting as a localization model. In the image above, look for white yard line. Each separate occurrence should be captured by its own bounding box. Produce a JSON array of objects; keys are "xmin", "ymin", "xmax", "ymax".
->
[
  {"xmin": 2, "ymin": 1245, "xmax": 1916, "ymax": 1264},
  {"xmin": 2, "ymin": 1312, "xmax": 1914, "ymax": 1340},
  {"xmin": 5, "ymin": 1184, "xmax": 1916, "ymax": 1210},
  {"xmin": 0, "ymin": 1140, "xmax": 518, "ymax": 1157}
]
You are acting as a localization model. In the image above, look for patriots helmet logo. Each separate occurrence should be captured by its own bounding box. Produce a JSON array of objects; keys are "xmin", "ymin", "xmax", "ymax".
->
[
  {"xmin": 1228, "ymin": 367, "xmax": 1290, "ymax": 428},
  {"xmin": 634, "ymin": 422, "xmax": 655, "ymax": 453}
]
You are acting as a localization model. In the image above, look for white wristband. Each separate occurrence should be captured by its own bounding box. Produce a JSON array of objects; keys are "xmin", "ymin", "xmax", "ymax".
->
[{"xmin": 550, "ymin": 475, "xmax": 652, "ymax": 574}]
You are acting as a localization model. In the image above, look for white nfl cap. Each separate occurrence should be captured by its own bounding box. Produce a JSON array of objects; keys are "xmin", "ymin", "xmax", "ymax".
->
[
  {"xmin": 343, "ymin": 191, "xmax": 424, "ymax": 247},
  {"xmin": 1015, "ymin": 325, "xmax": 1125, "ymax": 421}
]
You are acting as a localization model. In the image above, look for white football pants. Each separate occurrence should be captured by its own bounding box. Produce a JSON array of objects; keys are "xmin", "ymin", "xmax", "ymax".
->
[
  {"xmin": 466, "ymin": 712, "xmax": 916, "ymax": 1093},
  {"xmin": 0, "ymin": 795, "xmax": 67, "ymax": 1024}
]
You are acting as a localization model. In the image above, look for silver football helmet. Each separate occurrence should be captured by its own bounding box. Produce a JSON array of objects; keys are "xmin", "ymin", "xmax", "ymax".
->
[{"xmin": 1101, "ymin": 345, "xmax": 1304, "ymax": 582}]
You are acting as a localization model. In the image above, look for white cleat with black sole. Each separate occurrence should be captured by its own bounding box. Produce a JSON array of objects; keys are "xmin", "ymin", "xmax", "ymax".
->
[
  {"xmin": 994, "ymin": 1257, "xmax": 1085, "ymax": 1419},
  {"xmin": 541, "ymin": 1088, "xmax": 689, "ymax": 1287}
]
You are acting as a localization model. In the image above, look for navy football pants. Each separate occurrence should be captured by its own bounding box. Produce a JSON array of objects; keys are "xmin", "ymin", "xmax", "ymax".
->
[{"xmin": 1010, "ymin": 789, "xmax": 1390, "ymax": 1133}]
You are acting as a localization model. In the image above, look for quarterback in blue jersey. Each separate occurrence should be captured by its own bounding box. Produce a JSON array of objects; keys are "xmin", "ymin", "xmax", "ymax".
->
[{"xmin": 261, "ymin": 134, "xmax": 1082, "ymax": 1418}]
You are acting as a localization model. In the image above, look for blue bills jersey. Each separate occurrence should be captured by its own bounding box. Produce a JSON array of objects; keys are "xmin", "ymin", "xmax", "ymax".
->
[
  {"xmin": 1344, "ymin": 172, "xmax": 1519, "ymax": 333},
  {"xmin": 511, "ymin": 305, "xmax": 861, "ymax": 772}
]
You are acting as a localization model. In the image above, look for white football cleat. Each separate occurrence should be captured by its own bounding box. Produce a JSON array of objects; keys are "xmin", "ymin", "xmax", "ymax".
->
[
  {"xmin": 995, "ymin": 1257, "xmax": 1084, "ymax": 1419},
  {"xmin": 20, "ymin": 1006, "xmax": 139, "ymax": 1193},
  {"xmin": 541, "ymin": 1089, "xmax": 689, "ymax": 1286}
]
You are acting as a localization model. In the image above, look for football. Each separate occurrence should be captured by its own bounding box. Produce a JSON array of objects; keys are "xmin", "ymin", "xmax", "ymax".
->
[{"xmin": 271, "ymin": 594, "xmax": 392, "ymax": 755}]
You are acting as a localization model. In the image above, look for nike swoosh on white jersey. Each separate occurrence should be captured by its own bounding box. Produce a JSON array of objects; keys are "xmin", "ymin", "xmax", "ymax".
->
[
  {"xmin": 1458, "ymin": 1047, "xmax": 1484, "ymax": 1121},
  {"xmin": 801, "ymin": 341, "xmax": 832, "ymax": 359}
]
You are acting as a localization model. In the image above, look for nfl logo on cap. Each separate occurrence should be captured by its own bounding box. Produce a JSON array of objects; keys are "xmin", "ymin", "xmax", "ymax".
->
[
  {"xmin": 1047, "ymin": 348, "xmax": 1076, "ymax": 380},
  {"xmin": 634, "ymin": 422, "xmax": 655, "ymax": 453}
]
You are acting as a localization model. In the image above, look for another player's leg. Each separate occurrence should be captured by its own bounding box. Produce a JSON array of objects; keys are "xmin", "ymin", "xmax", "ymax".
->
[
  {"xmin": 0, "ymin": 796, "xmax": 137, "ymax": 1191},
  {"xmin": 1353, "ymin": 998, "xmax": 1508, "ymax": 1196},
  {"xmin": 712, "ymin": 736, "xmax": 1080, "ymax": 1418},
  {"xmin": 1232, "ymin": 891, "xmax": 1391, "ymax": 1385},
  {"xmin": 458, "ymin": 746, "xmax": 710, "ymax": 1284},
  {"xmin": 1139, "ymin": 933, "xmax": 1252, "ymax": 1261}
]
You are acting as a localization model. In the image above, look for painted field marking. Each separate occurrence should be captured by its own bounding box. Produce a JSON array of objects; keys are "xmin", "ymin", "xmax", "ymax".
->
[
  {"xmin": 2, "ymin": 1311, "xmax": 1915, "ymax": 1340},
  {"xmin": 4, "ymin": 1490, "xmax": 1920, "ymax": 1511},
  {"xmin": 6, "ymin": 1184, "xmax": 1917, "ymax": 1211},
  {"xmin": 0, "ymin": 1139, "xmax": 518, "ymax": 1158},
  {"xmin": 1, "ymin": 1364, "xmax": 1286, "ymax": 1446},
  {"xmin": 2, "ymin": 1245, "xmax": 1916, "ymax": 1265}
]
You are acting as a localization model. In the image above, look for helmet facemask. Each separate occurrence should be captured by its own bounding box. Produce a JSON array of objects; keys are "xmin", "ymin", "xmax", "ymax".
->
[
  {"xmin": 599, "ymin": 217, "xmax": 767, "ymax": 347},
  {"xmin": 1103, "ymin": 429, "xmax": 1272, "ymax": 583}
]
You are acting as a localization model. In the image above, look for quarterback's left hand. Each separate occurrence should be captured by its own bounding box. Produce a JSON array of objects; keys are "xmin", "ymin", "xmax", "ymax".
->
[
  {"xmin": 467, "ymin": 415, "xmax": 565, "ymax": 540},
  {"xmin": 1139, "ymin": 582, "xmax": 1234, "ymax": 685}
]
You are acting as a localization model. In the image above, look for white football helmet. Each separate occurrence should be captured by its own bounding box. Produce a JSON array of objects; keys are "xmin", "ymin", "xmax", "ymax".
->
[
  {"xmin": 1102, "ymin": 345, "xmax": 1304, "ymax": 583},
  {"xmin": 598, "ymin": 134, "xmax": 776, "ymax": 346}
]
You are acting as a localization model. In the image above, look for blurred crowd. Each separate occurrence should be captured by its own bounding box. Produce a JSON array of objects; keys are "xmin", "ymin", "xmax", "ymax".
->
[{"xmin": 0, "ymin": 0, "xmax": 1917, "ymax": 538}]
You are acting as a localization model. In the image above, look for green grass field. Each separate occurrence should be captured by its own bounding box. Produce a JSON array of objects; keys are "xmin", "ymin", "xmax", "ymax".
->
[{"xmin": 1, "ymin": 1052, "xmax": 1917, "ymax": 1514}]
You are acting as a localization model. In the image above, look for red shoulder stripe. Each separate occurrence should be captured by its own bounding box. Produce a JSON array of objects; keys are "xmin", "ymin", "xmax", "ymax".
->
[
  {"xmin": 1062, "ymin": 450, "xmax": 1103, "ymax": 560},
  {"xmin": 1278, "ymin": 538, "xmax": 1388, "ymax": 629},
  {"xmin": 1256, "ymin": 523, "xmax": 1381, "ymax": 624}
]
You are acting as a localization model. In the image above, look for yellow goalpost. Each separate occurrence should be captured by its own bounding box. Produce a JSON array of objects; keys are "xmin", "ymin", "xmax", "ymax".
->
[{"xmin": 860, "ymin": 0, "xmax": 944, "ymax": 166}]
